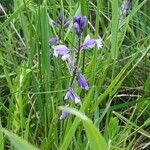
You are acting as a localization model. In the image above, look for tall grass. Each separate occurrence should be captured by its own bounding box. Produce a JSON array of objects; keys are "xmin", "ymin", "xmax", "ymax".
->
[{"xmin": 0, "ymin": 0, "xmax": 150, "ymax": 149}]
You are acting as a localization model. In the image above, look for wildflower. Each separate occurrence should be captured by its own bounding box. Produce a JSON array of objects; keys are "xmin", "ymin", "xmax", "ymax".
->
[
  {"xmin": 81, "ymin": 35, "xmax": 102, "ymax": 50},
  {"xmin": 76, "ymin": 71, "xmax": 89, "ymax": 90},
  {"xmin": 62, "ymin": 54, "xmax": 75, "ymax": 73},
  {"xmin": 64, "ymin": 88, "xmax": 81, "ymax": 105},
  {"xmin": 57, "ymin": 10, "xmax": 69, "ymax": 29},
  {"xmin": 61, "ymin": 54, "xmax": 71, "ymax": 61},
  {"xmin": 60, "ymin": 111, "xmax": 69, "ymax": 120},
  {"xmin": 81, "ymin": 35, "xmax": 96, "ymax": 50},
  {"xmin": 53, "ymin": 45, "xmax": 70, "ymax": 57},
  {"xmin": 48, "ymin": 37, "xmax": 58, "ymax": 45},
  {"xmin": 120, "ymin": 0, "xmax": 131, "ymax": 16},
  {"xmin": 52, "ymin": 16, "xmax": 104, "ymax": 121},
  {"xmin": 73, "ymin": 16, "xmax": 86, "ymax": 37}
]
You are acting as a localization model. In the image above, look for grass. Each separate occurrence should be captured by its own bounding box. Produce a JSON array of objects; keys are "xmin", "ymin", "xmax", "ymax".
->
[{"xmin": 0, "ymin": 0, "xmax": 150, "ymax": 149}]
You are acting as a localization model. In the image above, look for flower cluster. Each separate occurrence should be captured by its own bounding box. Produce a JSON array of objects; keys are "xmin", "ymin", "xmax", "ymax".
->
[{"xmin": 49, "ymin": 16, "xmax": 102, "ymax": 120}]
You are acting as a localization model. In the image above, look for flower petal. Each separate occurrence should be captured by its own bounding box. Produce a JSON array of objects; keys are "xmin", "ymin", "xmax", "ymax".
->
[
  {"xmin": 80, "ymin": 16, "xmax": 86, "ymax": 30},
  {"xmin": 81, "ymin": 39, "xmax": 96, "ymax": 50},
  {"xmin": 53, "ymin": 45, "xmax": 69, "ymax": 57},
  {"xmin": 73, "ymin": 22, "xmax": 80, "ymax": 37},
  {"xmin": 76, "ymin": 71, "xmax": 89, "ymax": 90},
  {"xmin": 48, "ymin": 37, "xmax": 58, "ymax": 45},
  {"xmin": 73, "ymin": 16, "xmax": 86, "ymax": 37},
  {"xmin": 60, "ymin": 111, "xmax": 69, "ymax": 120},
  {"xmin": 81, "ymin": 35, "xmax": 102, "ymax": 50},
  {"xmin": 64, "ymin": 88, "xmax": 81, "ymax": 105}
]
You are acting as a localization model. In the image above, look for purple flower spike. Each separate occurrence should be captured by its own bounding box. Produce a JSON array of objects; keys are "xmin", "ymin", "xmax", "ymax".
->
[
  {"xmin": 60, "ymin": 111, "xmax": 69, "ymax": 120},
  {"xmin": 81, "ymin": 35, "xmax": 96, "ymax": 50},
  {"xmin": 76, "ymin": 71, "xmax": 89, "ymax": 90},
  {"xmin": 53, "ymin": 45, "xmax": 70, "ymax": 57},
  {"xmin": 73, "ymin": 16, "xmax": 86, "ymax": 37},
  {"xmin": 64, "ymin": 88, "xmax": 81, "ymax": 105}
]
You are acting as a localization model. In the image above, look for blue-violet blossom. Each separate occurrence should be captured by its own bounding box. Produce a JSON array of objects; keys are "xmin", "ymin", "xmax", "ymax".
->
[
  {"xmin": 53, "ymin": 45, "xmax": 70, "ymax": 57},
  {"xmin": 76, "ymin": 71, "xmax": 89, "ymax": 90},
  {"xmin": 64, "ymin": 88, "xmax": 81, "ymax": 105},
  {"xmin": 51, "ymin": 15, "xmax": 103, "ymax": 120},
  {"xmin": 81, "ymin": 35, "xmax": 102, "ymax": 50},
  {"xmin": 60, "ymin": 111, "xmax": 69, "ymax": 120},
  {"xmin": 73, "ymin": 16, "xmax": 86, "ymax": 37}
]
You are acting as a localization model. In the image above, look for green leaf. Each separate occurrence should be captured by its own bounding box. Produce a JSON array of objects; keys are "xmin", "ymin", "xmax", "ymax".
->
[
  {"xmin": 107, "ymin": 117, "xmax": 119, "ymax": 139},
  {"xmin": 60, "ymin": 87, "xmax": 94, "ymax": 150},
  {"xmin": 59, "ymin": 106, "xmax": 108, "ymax": 150},
  {"xmin": 1, "ymin": 128, "xmax": 39, "ymax": 150},
  {"xmin": 111, "ymin": 0, "xmax": 119, "ymax": 60},
  {"xmin": 0, "ymin": 0, "xmax": 31, "ymax": 32}
]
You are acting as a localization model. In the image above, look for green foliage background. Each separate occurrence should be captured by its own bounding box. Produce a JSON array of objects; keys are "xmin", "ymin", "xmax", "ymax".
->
[{"xmin": 0, "ymin": 0, "xmax": 150, "ymax": 149}]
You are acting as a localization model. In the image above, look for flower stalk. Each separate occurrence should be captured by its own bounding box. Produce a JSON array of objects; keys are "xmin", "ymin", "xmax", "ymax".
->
[
  {"xmin": 69, "ymin": 37, "xmax": 81, "ymax": 87},
  {"xmin": 49, "ymin": 15, "xmax": 103, "ymax": 120}
]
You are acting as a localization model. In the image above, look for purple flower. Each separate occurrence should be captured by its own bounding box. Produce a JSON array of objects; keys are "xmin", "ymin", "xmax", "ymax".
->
[
  {"xmin": 57, "ymin": 10, "xmax": 69, "ymax": 29},
  {"xmin": 64, "ymin": 88, "xmax": 81, "ymax": 105},
  {"xmin": 60, "ymin": 111, "xmax": 69, "ymax": 120},
  {"xmin": 62, "ymin": 54, "xmax": 75, "ymax": 73},
  {"xmin": 53, "ymin": 45, "xmax": 70, "ymax": 57},
  {"xmin": 48, "ymin": 37, "xmax": 58, "ymax": 45},
  {"xmin": 73, "ymin": 16, "xmax": 86, "ymax": 37},
  {"xmin": 81, "ymin": 35, "xmax": 96, "ymax": 50},
  {"xmin": 76, "ymin": 71, "xmax": 89, "ymax": 90},
  {"xmin": 81, "ymin": 35, "xmax": 102, "ymax": 50}
]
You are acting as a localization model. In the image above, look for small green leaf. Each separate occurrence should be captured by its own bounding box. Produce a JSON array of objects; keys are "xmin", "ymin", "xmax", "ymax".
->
[{"xmin": 107, "ymin": 117, "xmax": 119, "ymax": 139}]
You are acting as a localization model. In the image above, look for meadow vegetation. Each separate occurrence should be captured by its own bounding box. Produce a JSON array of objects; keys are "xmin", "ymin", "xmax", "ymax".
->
[{"xmin": 0, "ymin": 0, "xmax": 150, "ymax": 149}]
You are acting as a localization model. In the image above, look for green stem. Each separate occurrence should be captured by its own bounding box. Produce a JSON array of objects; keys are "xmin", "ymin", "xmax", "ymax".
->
[{"xmin": 69, "ymin": 38, "xmax": 81, "ymax": 87}]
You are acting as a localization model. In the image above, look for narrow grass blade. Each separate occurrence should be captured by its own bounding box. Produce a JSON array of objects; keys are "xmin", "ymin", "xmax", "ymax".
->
[
  {"xmin": 91, "ymin": 52, "xmax": 138, "ymax": 111},
  {"xmin": 0, "ymin": 122, "xmax": 4, "ymax": 150},
  {"xmin": 60, "ymin": 88, "xmax": 94, "ymax": 150},
  {"xmin": 1, "ymin": 128, "xmax": 39, "ymax": 150},
  {"xmin": 59, "ymin": 106, "xmax": 108, "ymax": 150},
  {"xmin": 111, "ymin": 0, "xmax": 119, "ymax": 60},
  {"xmin": 0, "ymin": 0, "xmax": 31, "ymax": 32}
]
